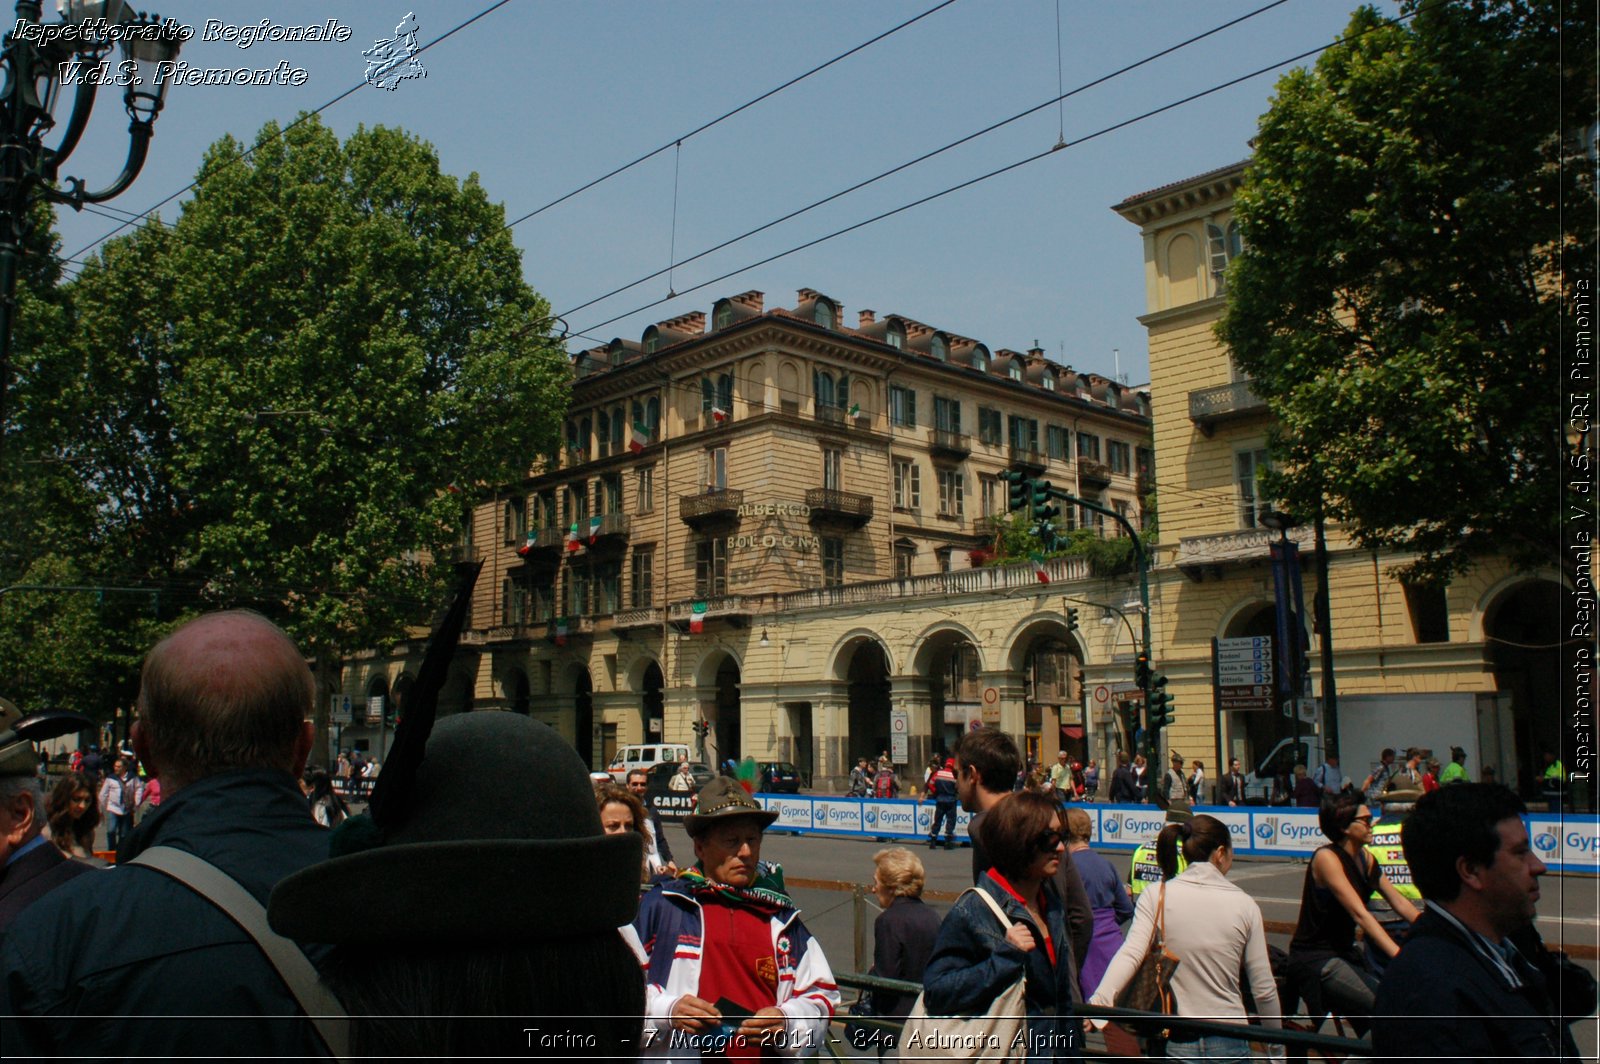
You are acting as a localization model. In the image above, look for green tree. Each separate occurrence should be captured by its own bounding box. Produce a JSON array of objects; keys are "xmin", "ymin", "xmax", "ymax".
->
[
  {"xmin": 1218, "ymin": 0, "xmax": 1594, "ymax": 584},
  {"xmin": 33, "ymin": 116, "xmax": 569, "ymax": 751}
]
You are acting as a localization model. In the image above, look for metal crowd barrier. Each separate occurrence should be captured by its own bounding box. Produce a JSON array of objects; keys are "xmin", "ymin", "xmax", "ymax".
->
[{"xmin": 824, "ymin": 971, "xmax": 1369, "ymax": 1060}]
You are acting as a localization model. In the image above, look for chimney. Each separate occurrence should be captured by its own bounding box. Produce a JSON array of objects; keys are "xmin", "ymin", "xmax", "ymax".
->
[
  {"xmin": 858, "ymin": 309, "xmax": 876, "ymax": 327},
  {"xmin": 664, "ymin": 310, "xmax": 705, "ymax": 335},
  {"xmin": 1028, "ymin": 345, "xmax": 1045, "ymax": 361},
  {"xmin": 732, "ymin": 290, "xmax": 764, "ymax": 313}
]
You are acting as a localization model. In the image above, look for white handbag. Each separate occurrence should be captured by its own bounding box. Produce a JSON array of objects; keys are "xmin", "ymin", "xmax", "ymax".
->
[{"xmin": 897, "ymin": 887, "xmax": 1028, "ymax": 1061}]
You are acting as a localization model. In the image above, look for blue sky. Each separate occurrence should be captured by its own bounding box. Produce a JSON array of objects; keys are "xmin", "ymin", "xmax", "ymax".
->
[{"xmin": 48, "ymin": 0, "xmax": 1399, "ymax": 385}]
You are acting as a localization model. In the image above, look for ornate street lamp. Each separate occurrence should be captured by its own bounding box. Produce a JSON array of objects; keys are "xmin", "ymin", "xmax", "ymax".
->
[{"xmin": 0, "ymin": 0, "xmax": 183, "ymax": 459}]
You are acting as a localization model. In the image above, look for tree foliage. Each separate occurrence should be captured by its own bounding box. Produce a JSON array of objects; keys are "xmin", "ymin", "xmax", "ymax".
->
[
  {"xmin": 7, "ymin": 116, "xmax": 569, "ymax": 725},
  {"xmin": 1218, "ymin": 0, "xmax": 1594, "ymax": 583}
]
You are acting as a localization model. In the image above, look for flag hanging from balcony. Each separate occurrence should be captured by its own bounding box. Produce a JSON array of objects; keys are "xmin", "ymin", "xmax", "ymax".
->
[
  {"xmin": 1030, "ymin": 553, "xmax": 1051, "ymax": 584},
  {"xmin": 565, "ymin": 524, "xmax": 581, "ymax": 552},
  {"xmin": 689, "ymin": 601, "xmax": 707, "ymax": 634},
  {"xmin": 553, "ymin": 616, "xmax": 568, "ymax": 646},
  {"xmin": 629, "ymin": 421, "xmax": 650, "ymax": 453},
  {"xmin": 517, "ymin": 532, "xmax": 536, "ymax": 557},
  {"xmin": 711, "ymin": 405, "xmax": 728, "ymax": 424},
  {"xmin": 847, "ymin": 402, "xmax": 860, "ymax": 418},
  {"xmin": 588, "ymin": 515, "xmax": 603, "ymax": 543},
  {"xmin": 445, "ymin": 482, "xmax": 462, "ymax": 495}
]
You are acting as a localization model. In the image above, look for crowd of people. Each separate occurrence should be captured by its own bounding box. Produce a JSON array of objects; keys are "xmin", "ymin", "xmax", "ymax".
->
[{"xmin": 0, "ymin": 611, "xmax": 1590, "ymax": 1060}]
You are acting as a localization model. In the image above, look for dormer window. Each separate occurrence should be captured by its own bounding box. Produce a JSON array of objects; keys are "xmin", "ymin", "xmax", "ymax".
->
[
  {"xmin": 609, "ymin": 345, "xmax": 625, "ymax": 367},
  {"xmin": 1042, "ymin": 374, "xmax": 1056, "ymax": 391},
  {"xmin": 886, "ymin": 322, "xmax": 905, "ymax": 350},
  {"xmin": 971, "ymin": 345, "xmax": 990, "ymax": 372},
  {"xmin": 930, "ymin": 334, "xmax": 947, "ymax": 362},
  {"xmin": 713, "ymin": 301, "xmax": 733, "ymax": 331},
  {"xmin": 1008, "ymin": 362, "xmax": 1023, "ymax": 382},
  {"xmin": 1107, "ymin": 386, "xmax": 1120, "ymax": 410},
  {"xmin": 814, "ymin": 300, "xmax": 835, "ymax": 329},
  {"xmin": 642, "ymin": 326, "xmax": 661, "ymax": 354}
]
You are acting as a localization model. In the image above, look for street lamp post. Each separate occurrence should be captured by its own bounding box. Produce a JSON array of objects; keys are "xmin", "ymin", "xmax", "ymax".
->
[
  {"xmin": 1259, "ymin": 508, "xmax": 1309, "ymax": 768},
  {"xmin": 0, "ymin": 0, "xmax": 183, "ymax": 461}
]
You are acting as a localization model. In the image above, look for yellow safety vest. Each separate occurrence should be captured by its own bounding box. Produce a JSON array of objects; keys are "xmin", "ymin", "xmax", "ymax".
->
[
  {"xmin": 1364, "ymin": 819, "xmax": 1421, "ymax": 901},
  {"xmin": 1129, "ymin": 842, "xmax": 1186, "ymax": 896}
]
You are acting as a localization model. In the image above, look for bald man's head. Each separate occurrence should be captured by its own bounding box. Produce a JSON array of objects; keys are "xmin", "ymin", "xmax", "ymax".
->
[{"xmin": 136, "ymin": 611, "xmax": 314, "ymax": 789}]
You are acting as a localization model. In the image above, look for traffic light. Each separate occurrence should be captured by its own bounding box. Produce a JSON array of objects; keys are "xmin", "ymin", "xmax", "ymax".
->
[
  {"xmin": 1001, "ymin": 469, "xmax": 1031, "ymax": 512},
  {"xmin": 1064, "ymin": 607, "xmax": 1080, "ymax": 634},
  {"xmin": 1029, "ymin": 480, "xmax": 1059, "ymax": 522},
  {"xmin": 1134, "ymin": 651, "xmax": 1151, "ymax": 690},
  {"xmin": 1148, "ymin": 674, "xmax": 1175, "ymax": 731},
  {"xmin": 1116, "ymin": 700, "xmax": 1140, "ymax": 744}
]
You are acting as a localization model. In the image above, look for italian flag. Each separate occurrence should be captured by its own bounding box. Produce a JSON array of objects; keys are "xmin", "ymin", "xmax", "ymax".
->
[
  {"xmin": 565, "ymin": 524, "xmax": 581, "ymax": 552},
  {"xmin": 554, "ymin": 616, "xmax": 568, "ymax": 646},
  {"xmin": 445, "ymin": 482, "xmax": 462, "ymax": 495},
  {"xmin": 711, "ymin": 405, "xmax": 728, "ymax": 424},
  {"xmin": 689, "ymin": 601, "xmax": 707, "ymax": 634},
  {"xmin": 588, "ymin": 515, "xmax": 603, "ymax": 543},
  {"xmin": 516, "ymin": 533, "xmax": 535, "ymax": 557},
  {"xmin": 629, "ymin": 421, "xmax": 650, "ymax": 453},
  {"xmin": 1031, "ymin": 553, "xmax": 1051, "ymax": 584},
  {"xmin": 848, "ymin": 402, "xmax": 860, "ymax": 417}
]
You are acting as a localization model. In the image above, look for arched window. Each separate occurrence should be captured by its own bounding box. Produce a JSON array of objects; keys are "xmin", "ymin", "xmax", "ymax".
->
[
  {"xmin": 814, "ymin": 300, "xmax": 835, "ymax": 329},
  {"xmin": 886, "ymin": 322, "xmax": 905, "ymax": 350},
  {"xmin": 930, "ymin": 334, "xmax": 947, "ymax": 362},
  {"xmin": 1042, "ymin": 373, "xmax": 1056, "ymax": 391},
  {"xmin": 1008, "ymin": 361, "xmax": 1023, "ymax": 382},
  {"xmin": 971, "ymin": 345, "xmax": 990, "ymax": 372},
  {"xmin": 713, "ymin": 300, "xmax": 733, "ymax": 331},
  {"xmin": 642, "ymin": 326, "xmax": 661, "ymax": 354},
  {"xmin": 814, "ymin": 370, "xmax": 835, "ymax": 409}
]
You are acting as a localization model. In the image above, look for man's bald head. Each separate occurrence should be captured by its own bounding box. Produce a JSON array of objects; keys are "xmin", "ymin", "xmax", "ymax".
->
[{"xmin": 136, "ymin": 611, "xmax": 314, "ymax": 789}]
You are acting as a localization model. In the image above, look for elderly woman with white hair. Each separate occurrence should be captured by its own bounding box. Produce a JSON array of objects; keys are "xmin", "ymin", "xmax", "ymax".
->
[{"xmin": 867, "ymin": 847, "xmax": 942, "ymax": 1029}]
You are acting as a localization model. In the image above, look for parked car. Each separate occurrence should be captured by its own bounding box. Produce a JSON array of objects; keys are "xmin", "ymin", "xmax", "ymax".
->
[
  {"xmin": 643, "ymin": 759, "xmax": 715, "ymax": 798},
  {"xmin": 758, "ymin": 761, "xmax": 802, "ymax": 794}
]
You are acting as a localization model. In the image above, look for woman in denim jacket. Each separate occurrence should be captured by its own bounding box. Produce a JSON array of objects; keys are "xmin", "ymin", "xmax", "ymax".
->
[{"xmin": 922, "ymin": 790, "xmax": 1081, "ymax": 1061}]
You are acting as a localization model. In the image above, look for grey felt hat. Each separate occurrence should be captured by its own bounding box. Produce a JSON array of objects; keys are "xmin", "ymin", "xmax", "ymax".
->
[
  {"xmin": 682, "ymin": 776, "xmax": 778, "ymax": 836},
  {"xmin": 268, "ymin": 713, "xmax": 642, "ymax": 944}
]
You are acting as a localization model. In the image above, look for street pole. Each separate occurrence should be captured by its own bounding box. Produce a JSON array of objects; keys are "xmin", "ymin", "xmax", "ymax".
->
[{"xmin": 1314, "ymin": 512, "xmax": 1339, "ymax": 759}]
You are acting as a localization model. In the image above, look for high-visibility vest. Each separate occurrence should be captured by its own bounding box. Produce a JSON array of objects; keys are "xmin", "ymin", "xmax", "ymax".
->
[
  {"xmin": 1129, "ymin": 842, "xmax": 1186, "ymax": 896},
  {"xmin": 1364, "ymin": 818, "xmax": 1421, "ymax": 901}
]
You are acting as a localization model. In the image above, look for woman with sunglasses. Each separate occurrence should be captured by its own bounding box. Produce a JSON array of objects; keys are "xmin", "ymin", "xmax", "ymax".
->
[
  {"xmin": 922, "ymin": 790, "xmax": 1080, "ymax": 1061},
  {"xmin": 1286, "ymin": 792, "xmax": 1419, "ymax": 1031}
]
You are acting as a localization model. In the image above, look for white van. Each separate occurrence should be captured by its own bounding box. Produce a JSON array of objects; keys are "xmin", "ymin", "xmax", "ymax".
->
[{"xmin": 607, "ymin": 743, "xmax": 692, "ymax": 781}]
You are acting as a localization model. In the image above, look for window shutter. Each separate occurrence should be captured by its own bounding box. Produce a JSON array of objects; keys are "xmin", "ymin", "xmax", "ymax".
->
[{"xmin": 702, "ymin": 378, "xmax": 714, "ymax": 412}]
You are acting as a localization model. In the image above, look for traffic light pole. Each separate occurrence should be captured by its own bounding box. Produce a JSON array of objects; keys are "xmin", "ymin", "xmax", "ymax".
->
[{"xmin": 1046, "ymin": 489, "xmax": 1155, "ymax": 759}]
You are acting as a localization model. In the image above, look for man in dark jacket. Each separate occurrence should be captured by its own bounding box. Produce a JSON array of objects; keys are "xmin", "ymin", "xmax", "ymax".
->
[
  {"xmin": 1, "ymin": 611, "xmax": 332, "ymax": 1059},
  {"xmin": 955, "ymin": 727, "xmax": 1094, "ymax": 984},
  {"xmin": 626, "ymin": 766, "xmax": 675, "ymax": 873},
  {"xmin": 1373, "ymin": 783, "xmax": 1584, "ymax": 1059},
  {"xmin": 1109, "ymin": 750, "xmax": 1139, "ymax": 803},
  {"xmin": 0, "ymin": 701, "xmax": 95, "ymax": 939}
]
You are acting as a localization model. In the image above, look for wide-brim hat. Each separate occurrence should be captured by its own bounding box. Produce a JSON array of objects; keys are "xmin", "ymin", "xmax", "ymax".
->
[
  {"xmin": 268, "ymin": 713, "xmax": 641, "ymax": 945},
  {"xmin": 683, "ymin": 776, "xmax": 778, "ymax": 836}
]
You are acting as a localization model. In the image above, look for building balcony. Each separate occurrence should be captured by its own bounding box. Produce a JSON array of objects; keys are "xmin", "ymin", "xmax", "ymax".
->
[
  {"xmin": 679, "ymin": 487, "xmax": 743, "ymax": 528},
  {"xmin": 1172, "ymin": 524, "xmax": 1316, "ymax": 582},
  {"xmin": 1078, "ymin": 459, "xmax": 1112, "ymax": 490},
  {"xmin": 929, "ymin": 428, "xmax": 971, "ymax": 459},
  {"xmin": 813, "ymin": 404, "xmax": 846, "ymax": 427},
  {"xmin": 806, "ymin": 487, "xmax": 873, "ymax": 528},
  {"xmin": 446, "ymin": 544, "xmax": 481, "ymax": 566},
  {"xmin": 516, "ymin": 526, "xmax": 565, "ymax": 558},
  {"xmin": 487, "ymin": 622, "xmax": 539, "ymax": 643},
  {"xmin": 668, "ymin": 596, "xmax": 753, "ymax": 631},
  {"xmin": 1188, "ymin": 378, "xmax": 1269, "ymax": 436},
  {"xmin": 589, "ymin": 512, "xmax": 631, "ymax": 546},
  {"xmin": 1007, "ymin": 444, "xmax": 1047, "ymax": 473},
  {"xmin": 613, "ymin": 607, "xmax": 663, "ymax": 630}
]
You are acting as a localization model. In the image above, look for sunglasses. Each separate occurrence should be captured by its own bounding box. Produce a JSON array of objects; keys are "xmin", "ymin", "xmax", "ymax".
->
[
  {"xmin": 1352, "ymin": 814, "xmax": 1373, "ymax": 825},
  {"xmin": 1033, "ymin": 830, "xmax": 1065, "ymax": 853}
]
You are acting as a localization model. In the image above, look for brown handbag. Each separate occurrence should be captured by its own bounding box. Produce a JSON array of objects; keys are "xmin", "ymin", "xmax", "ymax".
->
[{"xmin": 1114, "ymin": 881, "xmax": 1181, "ymax": 1014}]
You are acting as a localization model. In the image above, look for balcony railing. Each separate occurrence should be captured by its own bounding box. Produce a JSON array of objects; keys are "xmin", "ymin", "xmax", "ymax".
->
[
  {"xmin": 1078, "ymin": 459, "xmax": 1112, "ymax": 489},
  {"xmin": 667, "ymin": 596, "xmax": 753, "ymax": 629},
  {"xmin": 590, "ymin": 512, "xmax": 631, "ymax": 541},
  {"xmin": 1172, "ymin": 524, "xmax": 1315, "ymax": 581},
  {"xmin": 813, "ymin": 404, "xmax": 846, "ymax": 426},
  {"xmin": 930, "ymin": 428, "xmax": 971, "ymax": 458},
  {"xmin": 613, "ymin": 607, "xmax": 662, "ymax": 629},
  {"xmin": 679, "ymin": 487, "xmax": 742, "ymax": 527},
  {"xmin": 806, "ymin": 487, "xmax": 873, "ymax": 528},
  {"xmin": 446, "ymin": 544, "xmax": 481, "ymax": 565},
  {"xmin": 1007, "ymin": 444, "xmax": 1046, "ymax": 472},
  {"xmin": 1188, "ymin": 378, "xmax": 1268, "ymax": 435}
]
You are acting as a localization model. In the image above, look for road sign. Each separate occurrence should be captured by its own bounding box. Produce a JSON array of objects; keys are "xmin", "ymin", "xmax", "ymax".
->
[
  {"xmin": 365, "ymin": 696, "xmax": 384, "ymax": 724},
  {"xmin": 329, "ymin": 694, "xmax": 352, "ymax": 725},
  {"xmin": 981, "ymin": 686, "xmax": 999, "ymax": 706},
  {"xmin": 890, "ymin": 709, "xmax": 909, "ymax": 763},
  {"xmin": 1093, "ymin": 684, "xmax": 1110, "ymax": 705}
]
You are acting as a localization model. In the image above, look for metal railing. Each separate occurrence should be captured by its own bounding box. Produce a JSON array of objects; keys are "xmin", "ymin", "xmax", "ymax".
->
[
  {"xmin": 1188, "ymin": 378, "xmax": 1267, "ymax": 422},
  {"xmin": 824, "ymin": 971, "xmax": 1369, "ymax": 1060},
  {"xmin": 679, "ymin": 487, "xmax": 743, "ymax": 522},
  {"xmin": 805, "ymin": 487, "xmax": 874, "ymax": 521}
]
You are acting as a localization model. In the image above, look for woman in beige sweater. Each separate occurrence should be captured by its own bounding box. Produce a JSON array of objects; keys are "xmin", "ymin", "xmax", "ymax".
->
[{"xmin": 1088, "ymin": 814, "xmax": 1281, "ymax": 1063}]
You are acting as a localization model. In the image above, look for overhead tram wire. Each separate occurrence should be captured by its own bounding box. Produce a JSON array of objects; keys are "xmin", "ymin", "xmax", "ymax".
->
[
  {"xmin": 568, "ymin": 9, "xmax": 1427, "ymax": 340},
  {"xmin": 500, "ymin": 0, "xmax": 963, "ymax": 231},
  {"xmin": 57, "ymin": 0, "xmax": 516, "ymax": 267},
  {"xmin": 554, "ymin": 0, "xmax": 1293, "ymax": 322}
]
